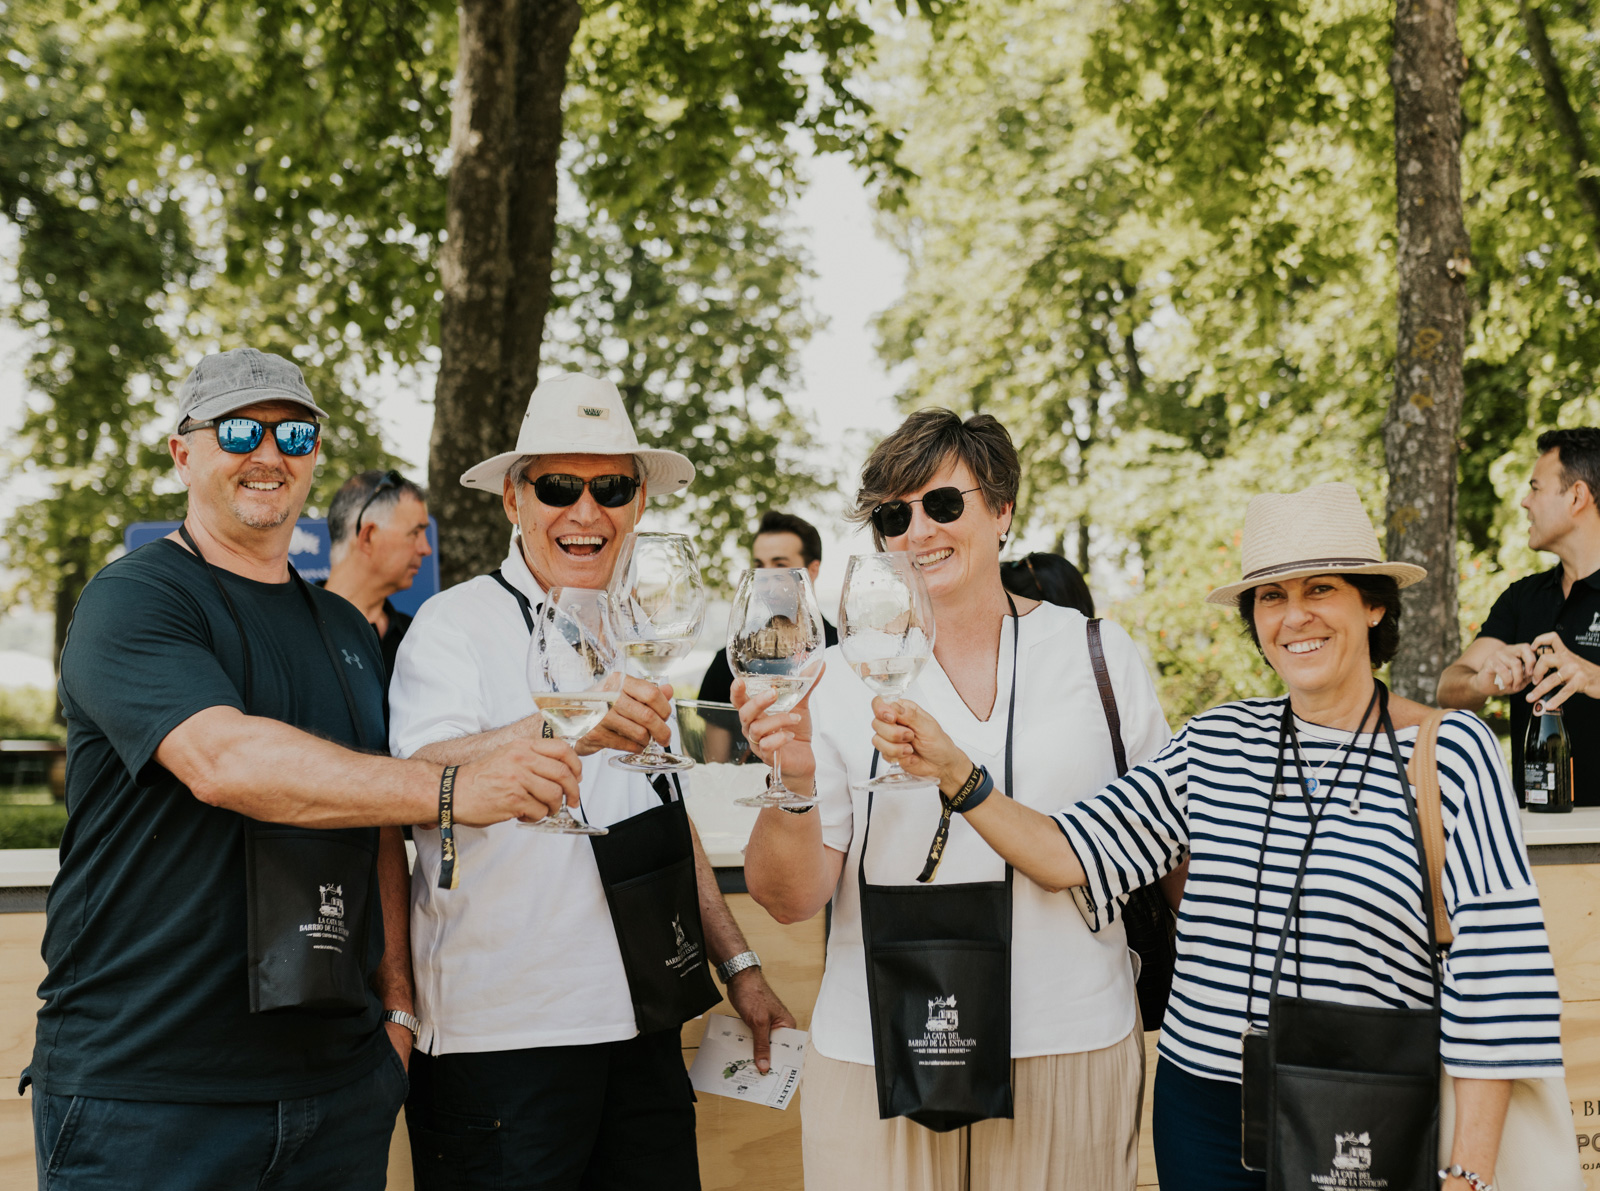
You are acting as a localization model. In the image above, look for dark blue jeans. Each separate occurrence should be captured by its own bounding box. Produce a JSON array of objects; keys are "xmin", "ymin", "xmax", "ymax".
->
[
  {"xmin": 1153, "ymin": 1056, "xmax": 1267, "ymax": 1191},
  {"xmin": 30, "ymin": 1046, "xmax": 407, "ymax": 1191}
]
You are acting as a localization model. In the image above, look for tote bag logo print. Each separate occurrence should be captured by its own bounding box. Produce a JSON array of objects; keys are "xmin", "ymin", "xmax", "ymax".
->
[
  {"xmin": 1311, "ymin": 1131, "xmax": 1388, "ymax": 1190},
  {"xmin": 926, "ymin": 995, "xmax": 959, "ymax": 1033},
  {"xmin": 665, "ymin": 913, "xmax": 701, "ymax": 973}
]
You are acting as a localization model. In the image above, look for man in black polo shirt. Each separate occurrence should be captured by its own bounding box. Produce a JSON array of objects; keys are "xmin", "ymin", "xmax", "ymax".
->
[
  {"xmin": 23, "ymin": 348, "xmax": 581, "ymax": 1191},
  {"xmin": 1439, "ymin": 427, "xmax": 1600, "ymax": 805}
]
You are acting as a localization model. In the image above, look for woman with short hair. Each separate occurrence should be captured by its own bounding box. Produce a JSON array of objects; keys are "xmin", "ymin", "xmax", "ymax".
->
[
  {"xmin": 738, "ymin": 408, "xmax": 1170, "ymax": 1191},
  {"xmin": 876, "ymin": 482, "xmax": 1563, "ymax": 1191}
]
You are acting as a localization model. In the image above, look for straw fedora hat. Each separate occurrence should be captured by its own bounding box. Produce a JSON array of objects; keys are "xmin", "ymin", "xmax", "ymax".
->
[
  {"xmin": 459, "ymin": 372, "xmax": 696, "ymax": 496},
  {"xmin": 1204, "ymin": 482, "xmax": 1427, "ymax": 606}
]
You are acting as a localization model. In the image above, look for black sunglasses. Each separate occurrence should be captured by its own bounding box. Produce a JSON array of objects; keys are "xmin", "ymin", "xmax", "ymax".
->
[
  {"xmin": 870, "ymin": 486, "xmax": 979, "ymax": 539},
  {"xmin": 530, "ymin": 473, "xmax": 640, "ymax": 509},
  {"xmin": 355, "ymin": 470, "xmax": 403, "ymax": 533},
  {"xmin": 182, "ymin": 416, "xmax": 321, "ymax": 457}
]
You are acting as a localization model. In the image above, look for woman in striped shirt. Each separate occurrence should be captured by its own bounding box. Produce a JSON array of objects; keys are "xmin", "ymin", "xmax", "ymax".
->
[{"xmin": 869, "ymin": 483, "xmax": 1562, "ymax": 1191}]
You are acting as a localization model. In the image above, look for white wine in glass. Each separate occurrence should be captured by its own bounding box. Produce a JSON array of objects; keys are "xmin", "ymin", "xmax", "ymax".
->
[
  {"xmin": 606, "ymin": 532, "xmax": 706, "ymax": 773},
  {"xmin": 524, "ymin": 587, "xmax": 617, "ymax": 835},
  {"xmin": 839, "ymin": 552, "xmax": 937, "ymax": 791},
  {"xmin": 727, "ymin": 568, "xmax": 827, "ymax": 810}
]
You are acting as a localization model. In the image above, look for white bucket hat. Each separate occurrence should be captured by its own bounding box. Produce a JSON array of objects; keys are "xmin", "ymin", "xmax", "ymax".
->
[
  {"xmin": 1204, "ymin": 482, "xmax": 1428, "ymax": 606},
  {"xmin": 458, "ymin": 372, "xmax": 696, "ymax": 496}
]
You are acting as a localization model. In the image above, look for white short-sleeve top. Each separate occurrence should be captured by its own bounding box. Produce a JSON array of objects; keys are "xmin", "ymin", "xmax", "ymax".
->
[{"xmin": 805, "ymin": 602, "xmax": 1173, "ymax": 1064}]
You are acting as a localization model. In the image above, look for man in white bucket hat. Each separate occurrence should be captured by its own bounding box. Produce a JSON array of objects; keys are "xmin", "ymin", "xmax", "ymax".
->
[{"xmin": 390, "ymin": 372, "xmax": 794, "ymax": 1191}]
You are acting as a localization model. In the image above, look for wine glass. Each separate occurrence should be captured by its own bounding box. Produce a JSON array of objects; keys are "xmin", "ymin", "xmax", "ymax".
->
[
  {"xmin": 523, "ymin": 587, "xmax": 617, "ymax": 835},
  {"xmin": 726, "ymin": 568, "xmax": 827, "ymax": 810},
  {"xmin": 606, "ymin": 532, "xmax": 706, "ymax": 773},
  {"xmin": 838, "ymin": 552, "xmax": 937, "ymax": 791}
]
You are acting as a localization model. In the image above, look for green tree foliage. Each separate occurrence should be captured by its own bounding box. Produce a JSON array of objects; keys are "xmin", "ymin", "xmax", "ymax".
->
[
  {"xmin": 3, "ymin": 0, "xmax": 897, "ymax": 629},
  {"xmin": 872, "ymin": 0, "xmax": 1600, "ymax": 720}
]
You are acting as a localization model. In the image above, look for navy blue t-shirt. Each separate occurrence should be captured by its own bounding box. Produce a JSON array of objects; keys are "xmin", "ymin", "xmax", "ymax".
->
[{"xmin": 31, "ymin": 538, "xmax": 391, "ymax": 1102}]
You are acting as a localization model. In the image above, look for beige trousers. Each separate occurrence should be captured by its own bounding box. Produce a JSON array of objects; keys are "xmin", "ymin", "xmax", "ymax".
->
[{"xmin": 800, "ymin": 1027, "xmax": 1145, "ymax": 1191}]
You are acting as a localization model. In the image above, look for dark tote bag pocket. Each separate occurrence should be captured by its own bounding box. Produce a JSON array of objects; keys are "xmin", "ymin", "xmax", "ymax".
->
[
  {"xmin": 245, "ymin": 824, "xmax": 377, "ymax": 1016},
  {"xmin": 601, "ymin": 854, "xmax": 721, "ymax": 1035},
  {"xmin": 866, "ymin": 939, "xmax": 1012, "ymax": 1133},
  {"xmin": 1270, "ymin": 1065, "xmax": 1437, "ymax": 1191}
]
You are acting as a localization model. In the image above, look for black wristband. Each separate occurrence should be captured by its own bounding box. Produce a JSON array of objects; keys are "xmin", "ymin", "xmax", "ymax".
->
[
  {"xmin": 437, "ymin": 765, "xmax": 460, "ymax": 890},
  {"xmin": 948, "ymin": 765, "xmax": 995, "ymax": 814}
]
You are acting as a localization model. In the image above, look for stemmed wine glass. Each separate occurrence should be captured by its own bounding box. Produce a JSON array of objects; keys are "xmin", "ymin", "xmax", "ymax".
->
[
  {"xmin": 838, "ymin": 552, "xmax": 937, "ymax": 791},
  {"xmin": 523, "ymin": 587, "xmax": 617, "ymax": 835},
  {"xmin": 606, "ymin": 532, "xmax": 706, "ymax": 773},
  {"xmin": 727, "ymin": 568, "xmax": 827, "ymax": 810}
]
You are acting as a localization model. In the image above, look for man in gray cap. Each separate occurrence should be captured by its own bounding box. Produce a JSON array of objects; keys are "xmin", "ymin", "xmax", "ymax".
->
[{"xmin": 24, "ymin": 347, "xmax": 585, "ymax": 1191}]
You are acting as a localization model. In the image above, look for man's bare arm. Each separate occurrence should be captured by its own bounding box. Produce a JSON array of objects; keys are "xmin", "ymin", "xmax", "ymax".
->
[
  {"xmin": 690, "ymin": 818, "xmax": 796, "ymax": 1073},
  {"xmin": 1438, "ymin": 636, "xmax": 1536, "ymax": 711},
  {"xmin": 373, "ymin": 825, "xmax": 415, "ymax": 1069},
  {"xmin": 157, "ymin": 705, "xmax": 581, "ymax": 828},
  {"xmin": 413, "ymin": 718, "xmax": 539, "ymax": 767}
]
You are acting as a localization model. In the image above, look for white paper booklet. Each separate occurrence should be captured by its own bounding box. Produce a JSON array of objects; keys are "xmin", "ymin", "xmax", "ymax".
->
[{"xmin": 688, "ymin": 1014, "xmax": 808, "ymax": 1110}]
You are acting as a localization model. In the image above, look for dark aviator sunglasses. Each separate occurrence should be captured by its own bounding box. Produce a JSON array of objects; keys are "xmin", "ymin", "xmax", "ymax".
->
[
  {"xmin": 870, "ymin": 486, "xmax": 980, "ymax": 539},
  {"xmin": 530, "ymin": 473, "xmax": 640, "ymax": 509},
  {"xmin": 182, "ymin": 416, "xmax": 321, "ymax": 457}
]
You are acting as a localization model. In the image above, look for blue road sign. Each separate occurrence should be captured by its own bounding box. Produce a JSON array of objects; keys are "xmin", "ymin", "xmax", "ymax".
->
[{"xmin": 124, "ymin": 519, "xmax": 441, "ymax": 617}]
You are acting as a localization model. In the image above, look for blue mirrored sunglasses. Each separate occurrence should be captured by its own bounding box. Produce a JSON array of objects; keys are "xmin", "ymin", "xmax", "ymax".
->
[{"xmin": 183, "ymin": 416, "xmax": 321, "ymax": 457}]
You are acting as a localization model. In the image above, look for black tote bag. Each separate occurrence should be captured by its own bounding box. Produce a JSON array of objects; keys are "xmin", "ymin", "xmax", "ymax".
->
[
  {"xmin": 1240, "ymin": 688, "xmax": 1442, "ymax": 1190},
  {"xmin": 179, "ymin": 525, "xmax": 380, "ymax": 1017}
]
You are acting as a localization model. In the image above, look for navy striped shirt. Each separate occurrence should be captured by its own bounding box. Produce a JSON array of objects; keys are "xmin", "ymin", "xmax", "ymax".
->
[{"xmin": 1054, "ymin": 698, "xmax": 1563, "ymax": 1082}]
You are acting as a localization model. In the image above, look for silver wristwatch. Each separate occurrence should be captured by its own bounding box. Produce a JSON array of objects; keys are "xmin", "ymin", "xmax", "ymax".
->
[
  {"xmin": 716, "ymin": 950, "xmax": 762, "ymax": 983},
  {"xmin": 383, "ymin": 1009, "xmax": 421, "ymax": 1039}
]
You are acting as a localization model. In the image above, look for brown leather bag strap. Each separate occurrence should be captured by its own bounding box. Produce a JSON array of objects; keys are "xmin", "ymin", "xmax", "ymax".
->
[
  {"xmin": 1087, "ymin": 619, "xmax": 1128, "ymax": 777},
  {"xmin": 1406, "ymin": 709, "xmax": 1453, "ymax": 947}
]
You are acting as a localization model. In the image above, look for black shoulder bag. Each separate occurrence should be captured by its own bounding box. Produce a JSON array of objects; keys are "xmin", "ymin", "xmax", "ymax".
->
[
  {"xmin": 179, "ymin": 526, "xmax": 379, "ymax": 1017},
  {"xmin": 1240, "ymin": 683, "xmax": 1442, "ymax": 1188},
  {"xmin": 1087, "ymin": 617, "xmax": 1178, "ymax": 1032}
]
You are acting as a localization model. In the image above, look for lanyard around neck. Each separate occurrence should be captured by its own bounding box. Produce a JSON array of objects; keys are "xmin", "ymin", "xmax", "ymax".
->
[
  {"xmin": 861, "ymin": 593, "xmax": 1020, "ymax": 886},
  {"xmin": 1242, "ymin": 683, "xmax": 1381, "ymax": 1023}
]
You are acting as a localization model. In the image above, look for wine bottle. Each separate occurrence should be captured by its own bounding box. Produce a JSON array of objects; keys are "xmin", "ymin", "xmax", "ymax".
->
[{"xmin": 1524, "ymin": 652, "xmax": 1574, "ymax": 813}]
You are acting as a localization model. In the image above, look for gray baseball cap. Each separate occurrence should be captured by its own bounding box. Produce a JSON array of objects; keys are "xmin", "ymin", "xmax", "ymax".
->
[{"xmin": 173, "ymin": 348, "xmax": 328, "ymax": 432}]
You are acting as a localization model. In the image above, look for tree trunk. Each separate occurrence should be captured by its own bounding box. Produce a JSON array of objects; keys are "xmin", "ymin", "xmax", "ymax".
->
[
  {"xmin": 431, "ymin": 0, "xmax": 582, "ymax": 589},
  {"xmin": 1518, "ymin": 0, "xmax": 1600, "ymax": 254},
  {"xmin": 504, "ymin": 0, "xmax": 581, "ymax": 406},
  {"xmin": 1385, "ymin": 0, "xmax": 1471, "ymax": 701},
  {"xmin": 431, "ymin": 0, "xmax": 519, "ymax": 590}
]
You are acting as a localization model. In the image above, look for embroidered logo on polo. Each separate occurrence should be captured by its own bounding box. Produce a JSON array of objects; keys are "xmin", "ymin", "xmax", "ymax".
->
[
  {"xmin": 665, "ymin": 913, "xmax": 701, "ymax": 976},
  {"xmin": 341, "ymin": 649, "xmax": 364, "ymax": 669},
  {"xmin": 1310, "ymin": 1130, "xmax": 1387, "ymax": 1189},
  {"xmin": 1576, "ymin": 612, "xmax": 1600, "ymax": 648},
  {"xmin": 908, "ymin": 993, "xmax": 976, "ymax": 1067},
  {"xmin": 299, "ymin": 881, "xmax": 352, "ymax": 953}
]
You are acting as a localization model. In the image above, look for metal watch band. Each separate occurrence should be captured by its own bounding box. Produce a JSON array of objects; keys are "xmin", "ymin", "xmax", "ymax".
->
[
  {"xmin": 383, "ymin": 1009, "xmax": 421, "ymax": 1039},
  {"xmin": 716, "ymin": 950, "xmax": 761, "ymax": 983}
]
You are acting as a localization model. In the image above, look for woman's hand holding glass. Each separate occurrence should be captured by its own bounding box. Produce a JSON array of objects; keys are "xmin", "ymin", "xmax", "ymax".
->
[
  {"xmin": 868, "ymin": 698, "xmax": 974, "ymax": 797},
  {"xmin": 733, "ymin": 671, "xmax": 823, "ymax": 791}
]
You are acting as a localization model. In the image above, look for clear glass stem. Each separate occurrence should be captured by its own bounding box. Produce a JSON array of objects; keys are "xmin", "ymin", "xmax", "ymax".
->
[{"xmin": 768, "ymin": 744, "xmax": 785, "ymax": 801}]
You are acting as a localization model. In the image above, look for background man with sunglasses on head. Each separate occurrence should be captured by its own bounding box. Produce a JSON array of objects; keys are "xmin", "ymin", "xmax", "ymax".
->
[
  {"xmin": 325, "ymin": 468, "xmax": 432, "ymax": 678},
  {"xmin": 389, "ymin": 370, "xmax": 794, "ymax": 1191},
  {"xmin": 26, "ymin": 348, "xmax": 584, "ymax": 1191}
]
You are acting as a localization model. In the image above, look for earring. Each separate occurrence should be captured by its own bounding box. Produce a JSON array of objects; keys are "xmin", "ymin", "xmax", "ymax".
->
[{"xmin": 1000, "ymin": 533, "xmax": 1009, "ymax": 547}]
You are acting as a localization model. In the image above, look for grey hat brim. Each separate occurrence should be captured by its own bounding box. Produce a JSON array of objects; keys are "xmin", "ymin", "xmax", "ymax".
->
[
  {"xmin": 180, "ymin": 387, "xmax": 328, "ymax": 427},
  {"xmin": 461, "ymin": 446, "xmax": 695, "ymax": 497}
]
